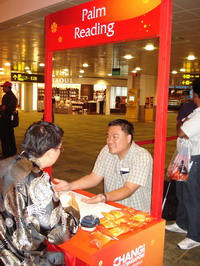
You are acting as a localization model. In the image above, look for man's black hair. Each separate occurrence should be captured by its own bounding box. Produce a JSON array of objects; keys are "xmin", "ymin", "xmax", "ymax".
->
[
  {"xmin": 193, "ymin": 78, "xmax": 200, "ymax": 98},
  {"xmin": 22, "ymin": 121, "xmax": 64, "ymax": 158},
  {"xmin": 108, "ymin": 119, "xmax": 134, "ymax": 141}
]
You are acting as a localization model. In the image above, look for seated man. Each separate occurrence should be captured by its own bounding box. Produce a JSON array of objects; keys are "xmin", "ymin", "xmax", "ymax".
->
[
  {"xmin": 54, "ymin": 119, "xmax": 153, "ymax": 213},
  {"xmin": 0, "ymin": 121, "xmax": 80, "ymax": 265}
]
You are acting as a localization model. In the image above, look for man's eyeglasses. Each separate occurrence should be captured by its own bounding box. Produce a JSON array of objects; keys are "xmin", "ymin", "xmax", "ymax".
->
[{"xmin": 55, "ymin": 146, "xmax": 64, "ymax": 152}]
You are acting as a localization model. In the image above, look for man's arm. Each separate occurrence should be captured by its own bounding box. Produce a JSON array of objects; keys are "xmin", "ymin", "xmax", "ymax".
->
[
  {"xmin": 53, "ymin": 171, "xmax": 103, "ymax": 192},
  {"xmin": 82, "ymin": 181, "xmax": 140, "ymax": 204}
]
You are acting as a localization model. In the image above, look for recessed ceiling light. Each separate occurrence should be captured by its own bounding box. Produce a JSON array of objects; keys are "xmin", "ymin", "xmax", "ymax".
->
[
  {"xmin": 124, "ymin": 54, "xmax": 133, "ymax": 60},
  {"xmin": 187, "ymin": 55, "xmax": 195, "ymax": 60},
  {"xmin": 132, "ymin": 70, "xmax": 137, "ymax": 73},
  {"xmin": 107, "ymin": 73, "xmax": 112, "ymax": 76},
  {"xmin": 79, "ymin": 75, "xmax": 83, "ymax": 78},
  {"xmin": 135, "ymin": 67, "xmax": 141, "ymax": 71},
  {"xmin": 52, "ymin": 74, "xmax": 55, "ymax": 77},
  {"xmin": 82, "ymin": 63, "xmax": 89, "ymax": 67},
  {"xmin": 172, "ymin": 70, "xmax": 177, "ymax": 74},
  {"xmin": 39, "ymin": 63, "xmax": 45, "ymax": 67},
  {"xmin": 180, "ymin": 68, "xmax": 186, "ymax": 72},
  {"xmin": 4, "ymin": 62, "xmax": 10, "ymax": 66},
  {"xmin": 144, "ymin": 44, "xmax": 155, "ymax": 51},
  {"xmin": 25, "ymin": 66, "xmax": 29, "ymax": 70},
  {"xmin": 63, "ymin": 68, "xmax": 68, "ymax": 71},
  {"xmin": 0, "ymin": 68, "xmax": 4, "ymax": 71},
  {"xmin": 80, "ymin": 70, "xmax": 84, "ymax": 73},
  {"xmin": 0, "ymin": 72, "xmax": 4, "ymax": 75}
]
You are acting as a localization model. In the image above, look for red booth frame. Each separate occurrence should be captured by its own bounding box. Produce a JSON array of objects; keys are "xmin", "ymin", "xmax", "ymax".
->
[{"xmin": 44, "ymin": 0, "xmax": 172, "ymax": 220}]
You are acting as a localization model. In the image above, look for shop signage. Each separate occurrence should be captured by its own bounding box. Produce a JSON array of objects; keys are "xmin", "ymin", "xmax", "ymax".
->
[
  {"xmin": 46, "ymin": 0, "xmax": 161, "ymax": 51},
  {"xmin": 53, "ymin": 77, "xmax": 73, "ymax": 84},
  {"xmin": 11, "ymin": 73, "xmax": 44, "ymax": 83},
  {"xmin": 181, "ymin": 73, "xmax": 200, "ymax": 86}
]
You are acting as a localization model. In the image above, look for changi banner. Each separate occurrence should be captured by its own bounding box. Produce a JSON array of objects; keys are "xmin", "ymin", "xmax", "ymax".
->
[{"xmin": 46, "ymin": 0, "xmax": 161, "ymax": 51}]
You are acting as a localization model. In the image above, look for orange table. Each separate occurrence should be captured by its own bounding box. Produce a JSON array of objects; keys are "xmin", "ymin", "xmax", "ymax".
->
[{"xmin": 51, "ymin": 190, "xmax": 166, "ymax": 266}]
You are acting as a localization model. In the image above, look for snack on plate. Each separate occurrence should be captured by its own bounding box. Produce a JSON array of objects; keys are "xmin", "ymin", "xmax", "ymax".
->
[{"xmin": 91, "ymin": 230, "xmax": 113, "ymax": 249}]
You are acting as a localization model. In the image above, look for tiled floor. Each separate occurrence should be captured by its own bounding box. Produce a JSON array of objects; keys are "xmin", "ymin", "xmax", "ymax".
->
[{"xmin": 1, "ymin": 110, "xmax": 200, "ymax": 265}]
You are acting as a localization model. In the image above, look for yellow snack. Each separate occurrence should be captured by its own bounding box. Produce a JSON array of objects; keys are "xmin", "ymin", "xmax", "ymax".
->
[{"xmin": 101, "ymin": 212, "xmax": 115, "ymax": 220}]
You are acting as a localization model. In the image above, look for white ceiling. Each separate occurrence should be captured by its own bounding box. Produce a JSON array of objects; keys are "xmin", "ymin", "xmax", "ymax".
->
[{"xmin": 0, "ymin": 0, "xmax": 200, "ymax": 81}]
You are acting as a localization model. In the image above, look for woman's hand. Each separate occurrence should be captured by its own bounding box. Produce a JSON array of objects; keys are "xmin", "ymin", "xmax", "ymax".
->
[{"xmin": 53, "ymin": 178, "xmax": 72, "ymax": 192}]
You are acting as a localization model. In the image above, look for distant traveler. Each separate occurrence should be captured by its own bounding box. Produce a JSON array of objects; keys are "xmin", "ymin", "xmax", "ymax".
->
[{"xmin": 0, "ymin": 81, "xmax": 17, "ymax": 158}]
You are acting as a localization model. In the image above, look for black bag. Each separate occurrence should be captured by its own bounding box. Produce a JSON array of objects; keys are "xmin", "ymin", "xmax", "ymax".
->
[
  {"xmin": 11, "ymin": 110, "xmax": 19, "ymax": 127},
  {"xmin": 162, "ymin": 180, "xmax": 178, "ymax": 221}
]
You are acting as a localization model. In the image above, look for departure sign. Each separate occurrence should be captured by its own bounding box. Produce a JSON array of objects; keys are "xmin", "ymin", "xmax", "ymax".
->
[
  {"xmin": 182, "ymin": 73, "xmax": 200, "ymax": 85},
  {"xmin": 11, "ymin": 73, "xmax": 44, "ymax": 83}
]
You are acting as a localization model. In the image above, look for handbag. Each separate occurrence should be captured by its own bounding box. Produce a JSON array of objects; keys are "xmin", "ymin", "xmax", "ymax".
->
[
  {"xmin": 11, "ymin": 110, "xmax": 19, "ymax": 127},
  {"xmin": 167, "ymin": 138, "xmax": 192, "ymax": 182}
]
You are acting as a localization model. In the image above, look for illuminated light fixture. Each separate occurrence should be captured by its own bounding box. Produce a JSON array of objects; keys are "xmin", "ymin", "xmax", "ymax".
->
[
  {"xmin": 63, "ymin": 68, "xmax": 68, "ymax": 71},
  {"xmin": 25, "ymin": 66, "xmax": 29, "ymax": 70},
  {"xmin": 39, "ymin": 63, "xmax": 45, "ymax": 67},
  {"xmin": 135, "ymin": 67, "xmax": 141, "ymax": 71},
  {"xmin": 79, "ymin": 75, "xmax": 83, "ymax": 78},
  {"xmin": 172, "ymin": 70, "xmax": 177, "ymax": 74},
  {"xmin": 0, "ymin": 72, "xmax": 4, "ymax": 75},
  {"xmin": 82, "ymin": 63, "xmax": 89, "ymax": 67},
  {"xmin": 180, "ymin": 68, "xmax": 186, "ymax": 72},
  {"xmin": 124, "ymin": 54, "xmax": 133, "ymax": 60},
  {"xmin": 65, "ymin": 73, "xmax": 69, "ymax": 76},
  {"xmin": 4, "ymin": 62, "xmax": 10, "ymax": 66},
  {"xmin": 80, "ymin": 70, "xmax": 84, "ymax": 73},
  {"xmin": 0, "ymin": 68, "xmax": 4, "ymax": 70},
  {"xmin": 52, "ymin": 74, "xmax": 55, "ymax": 77},
  {"xmin": 187, "ymin": 55, "xmax": 195, "ymax": 60},
  {"xmin": 132, "ymin": 70, "xmax": 137, "ymax": 73},
  {"xmin": 144, "ymin": 44, "xmax": 155, "ymax": 51},
  {"xmin": 107, "ymin": 73, "xmax": 112, "ymax": 76},
  {"xmin": 27, "ymin": 70, "xmax": 32, "ymax": 74}
]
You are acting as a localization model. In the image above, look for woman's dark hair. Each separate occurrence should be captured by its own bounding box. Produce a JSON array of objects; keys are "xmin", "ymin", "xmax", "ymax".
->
[
  {"xmin": 193, "ymin": 78, "xmax": 200, "ymax": 98},
  {"xmin": 108, "ymin": 119, "xmax": 134, "ymax": 141},
  {"xmin": 22, "ymin": 121, "xmax": 64, "ymax": 158}
]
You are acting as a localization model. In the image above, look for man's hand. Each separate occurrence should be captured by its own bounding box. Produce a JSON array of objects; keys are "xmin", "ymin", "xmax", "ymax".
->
[
  {"xmin": 53, "ymin": 178, "xmax": 72, "ymax": 192},
  {"xmin": 81, "ymin": 194, "xmax": 106, "ymax": 204}
]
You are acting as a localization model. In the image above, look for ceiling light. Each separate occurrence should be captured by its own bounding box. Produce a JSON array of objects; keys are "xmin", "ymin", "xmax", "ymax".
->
[
  {"xmin": 25, "ymin": 66, "xmax": 29, "ymax": 70},
  {"xmin": 132, "ymin": 70, "xmax": 137, "ymax": 73},
  {"xmin": 79, "ymin": 75, "xmax": 83, "ymax": 78},
  {"xmin": 4, "ymin": 62, "xmax": 10, "ymax": 66},
  {"xmin": 0, "ymin": 72, "xmax": 4, "ymax": 75},
  {"xmin": 82, "ymin": 63, "xmax": 89, "ymax": 67},
  {"xmin": 124, "ymin": 54, "xmax": 133, "ymax": 60},
  {"xmin": 180, "ymin": 68, "xmax": 186, "ymax": 72},
  {"xmin": 39, "ymin": 63, "xmax": 45, "ymax": 67},
  {"xmin": 172, "ymin": 70, "xmax": 177, "ymax": 74},
  {"xmin": 187, "ymin": 55, "xmax": 195, "ymax": 60},
  {"xmin": 144, "ymin": 44, "xmax": 155, "ymax": 51},
  {"xmin": 52, "ymin": 74, "xmax": 55, "ymax": 77},
  {"xmin": 135, "ymin": 67, "xmax": 141, "ymax": 71},
  {"xmin": 80, "ymin": 70, "xmax": 84, "ymax": 73},
  {"xmin": 107, "ymin": 73, "xmax": 112, "ymax": 76},
  {"xmin": 63, "ymin": 68, "xmax": 68, "ymax": 71},
  {"xmin": 0, "ymin": 68, "xmax": 4, "ymax": 70}
]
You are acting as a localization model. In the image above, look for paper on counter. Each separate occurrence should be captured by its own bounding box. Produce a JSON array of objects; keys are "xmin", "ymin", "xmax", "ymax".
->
[{"xmin": 59, "ymin": 191, "xmax": 119, "ymax": 219}]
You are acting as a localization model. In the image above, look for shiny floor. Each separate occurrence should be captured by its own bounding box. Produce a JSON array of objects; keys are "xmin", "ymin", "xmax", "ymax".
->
[{"xmin": 1, "ymin": 111, "xmax": 200, "ymax": 265}]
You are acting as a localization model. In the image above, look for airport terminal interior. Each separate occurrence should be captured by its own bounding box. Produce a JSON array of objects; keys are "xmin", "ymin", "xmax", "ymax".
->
[{"xmin": 0, "ymin": 0, "xmax": 200, "ymax": 265}]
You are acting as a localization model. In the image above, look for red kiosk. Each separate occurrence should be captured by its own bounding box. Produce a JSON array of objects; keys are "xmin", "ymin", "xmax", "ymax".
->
[{"xmin": 44, "ymin": 0, "xmax": 172, "ymax": 264}]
